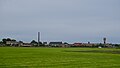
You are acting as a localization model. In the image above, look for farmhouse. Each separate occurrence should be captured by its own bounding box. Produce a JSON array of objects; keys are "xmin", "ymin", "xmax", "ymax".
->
[
  {"xmin": 72, "ymin": 43, "xmax": 82, "ymax": 47},
  {"xmin": 49, "ymin": 42, "xmax": 62, "ymax": 47},
  {"xmin": 6, "ymin": 41, "xmax": 18, "ymax": 46},
  {"xmin": 43, "ymin": 42, "xmax": 47, "ymax": 45},
  {"xmin": 20, "ymin": 43, "xmax": 32, "ymax": 47}
]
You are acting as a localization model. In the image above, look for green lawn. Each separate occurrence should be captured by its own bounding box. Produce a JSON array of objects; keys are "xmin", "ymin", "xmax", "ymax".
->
[{"xmin": 0, "ymin": 47, "xmax": 120, "ymax": 68}]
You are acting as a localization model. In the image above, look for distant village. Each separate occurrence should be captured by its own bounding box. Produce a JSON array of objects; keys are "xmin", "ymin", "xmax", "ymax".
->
[
  {"xmin": 0, "ymin": 37, "xmax": 120, "ymax": 48},
  {"xmin": 0, "ymin": 32, "xmax": 120, "ymax": 48}
]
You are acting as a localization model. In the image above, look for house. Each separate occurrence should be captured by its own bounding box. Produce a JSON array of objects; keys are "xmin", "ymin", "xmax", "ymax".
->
[
  {"xmin": 0, "ymin": 41, "xmax": 4, "ymax": 47},
  {"xmin": 49, "ymin": 42, "xmax": 62, "ymax": 47},
  {"xmin": 6, "ymin": 41, "xmax": 18, "ymax": 46},
  {"xmin": 61, "ymin": 44, "xmax": 70, "ymax": 48},
  {"xmin": 82, "ymin": 43, "xmax": 99, "ymax": 47},
  {"xmin": 43, "ymin": 42, "xmax": 48, "ymax": 47},
  {"xmin": 72, "ymin": 43, "xmax": 82, "ymax": 47},
  {"xmin": 43, "ymin": 42, "xmax": 47, "ymax": 45},
  {"xmin": 61, "ymin": 42, "xmax": 70, "ymax": 48},
  {"xmin": 20, "ymin": 43, "xmax": 32, "ymax": 47}
]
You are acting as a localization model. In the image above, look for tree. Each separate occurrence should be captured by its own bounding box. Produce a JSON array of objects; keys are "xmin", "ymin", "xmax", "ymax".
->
[
  {"xmin": 64, "ymin": 42, "xmax": 68, "ymax": 45},
  {"xmin": 114, "ymin": 44, "xmax": 120, "ymax": 47},
  {"xmin": 6, "ymin": 38, "xmax": 11, "ymax": 41},
  {"xmin": 98, "ymin": 43, "xmax": 104, "ymax": 47},
  {"xmin": 31, "ymin": 40, "xmax": 38, "ymax": 44},
  {"xmin": 19, "ymin": 41, "xmax": 23, "ymax": 43},
  {"xmin": 0, "ymin": 41, "xmax": 3, "ymax": 44},
  {"xmin": 38, "ymin": 42, "xmax": 42, "ymax": 46},
  {"xmin": 11, "ymin": 39, "xmax": 16, "ymax": 41},
  {"xmin": 2, "ymin": 38, "xmax": 7, "ymax": 44},
  {"xmin": 31, "ymin": 40, "xmax": 38, "ymax": 46}
]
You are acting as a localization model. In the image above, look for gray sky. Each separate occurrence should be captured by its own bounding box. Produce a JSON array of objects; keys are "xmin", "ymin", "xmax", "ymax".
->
[{"xmin": 0, "ymin": 0, "xmax": 120, "ymax": 43}]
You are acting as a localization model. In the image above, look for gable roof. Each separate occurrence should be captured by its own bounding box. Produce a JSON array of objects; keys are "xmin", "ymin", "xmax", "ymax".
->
[{"xmin": 49, "ymin": 42, "xmax": 62, "ymax": 45}]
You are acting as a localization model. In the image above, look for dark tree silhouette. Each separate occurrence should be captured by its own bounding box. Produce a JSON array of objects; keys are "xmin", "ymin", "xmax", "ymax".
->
[
  {"xmin": 31, "ymin": 40, "xmax": 38, "ymax": 47},
  {"xmin": 11, "ymin": 39, "xmax": 16, "ymax": 41},
  {"xmin": 31, "ymin": 40, "xmax": 38, "ymax": 44},
  {"xmin": 6, "ymin": 38, "xmax": 11, "ymax": 41},
  {"xmin": 2, "ymin": 38, "xmax": 7, "ymax": 44},
  {"xmin": 19, "ymin": 41, "xmax": 23, "ymax": 43}
]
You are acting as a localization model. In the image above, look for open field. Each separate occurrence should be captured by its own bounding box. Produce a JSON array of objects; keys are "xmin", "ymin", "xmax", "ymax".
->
[{"xmin": 0, "ymin": 47, "xmax": 120, "ymax": 68}]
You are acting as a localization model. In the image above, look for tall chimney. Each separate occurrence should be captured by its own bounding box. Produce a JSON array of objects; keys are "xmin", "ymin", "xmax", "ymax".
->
[{"xmin": 38, "ymin": 32, "xmax": 40, "ymax": 46}]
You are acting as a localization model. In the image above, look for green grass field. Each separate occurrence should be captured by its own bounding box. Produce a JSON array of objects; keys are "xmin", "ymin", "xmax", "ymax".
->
[{"xmin": 0, "ymin": 47, "xmax": 120, "ymax": 68}]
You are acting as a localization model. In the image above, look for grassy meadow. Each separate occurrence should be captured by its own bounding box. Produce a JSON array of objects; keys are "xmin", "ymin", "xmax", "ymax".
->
[{"xmin": 0, "ymin": 47, "xmax": 120, "ymax": 68}]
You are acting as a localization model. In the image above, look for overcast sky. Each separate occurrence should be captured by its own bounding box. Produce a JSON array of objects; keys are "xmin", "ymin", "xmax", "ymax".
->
[{"xmin": 0, "ymin": 0, "xmax": 120, "ymax": 43}]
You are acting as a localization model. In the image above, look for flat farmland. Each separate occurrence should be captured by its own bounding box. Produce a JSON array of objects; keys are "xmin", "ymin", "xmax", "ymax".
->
[{"xmin": 0, "ymin": 47, "xmax": 120, "ymax": 68}]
